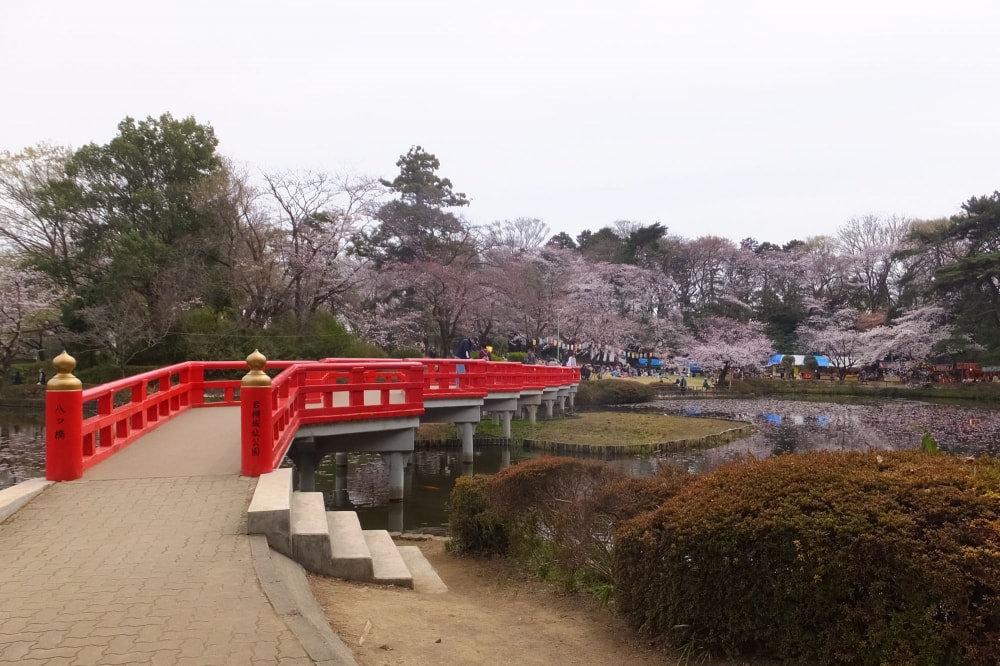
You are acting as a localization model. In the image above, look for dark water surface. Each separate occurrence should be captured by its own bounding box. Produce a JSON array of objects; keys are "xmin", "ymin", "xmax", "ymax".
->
[
  {"xmin": 4, "ymin": 397, "xmax": 999, "ymax": 533},
  {"xmin": 0, "ymin": 412, "xmax": 45, "ymax": 490}
]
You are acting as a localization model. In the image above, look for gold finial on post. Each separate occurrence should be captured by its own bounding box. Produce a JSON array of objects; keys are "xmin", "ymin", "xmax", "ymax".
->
[
  {"xmin": 242, "ymin": 349, "xmax": 272, "ymax": 387},
  {"xmin": 47, "ymin": 350, "xmax": 82, "ymax": 392}
]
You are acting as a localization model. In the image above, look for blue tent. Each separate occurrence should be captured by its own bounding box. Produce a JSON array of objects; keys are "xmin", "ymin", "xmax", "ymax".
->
[{"xmin": 767, "ymin": 354, "xmax": 831, "ymax": 367}]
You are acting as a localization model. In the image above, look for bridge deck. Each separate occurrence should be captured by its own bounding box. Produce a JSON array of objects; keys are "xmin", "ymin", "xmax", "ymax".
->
[
  {"xmin": 83, "ymin": 406, "xmax": 241, "ymax": 480},
  {"xmin": 0, "ymin": 408, "xmax": 323, "ymax": 665}
]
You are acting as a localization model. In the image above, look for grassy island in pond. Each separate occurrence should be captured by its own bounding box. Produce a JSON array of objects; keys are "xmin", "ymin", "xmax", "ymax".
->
[{"xmin": 418, "ymin": 411, "xmax": 748, "ymax": 453}]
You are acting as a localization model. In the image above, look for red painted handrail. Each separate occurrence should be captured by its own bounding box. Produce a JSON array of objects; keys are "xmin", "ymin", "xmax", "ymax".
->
[
  {"xmin": 46, "ymin": 357, "xmax": 580, "ymax": 480},
  {"xmin": 266, "ymin": 361, "xmax": 426, "ymax": 472}
]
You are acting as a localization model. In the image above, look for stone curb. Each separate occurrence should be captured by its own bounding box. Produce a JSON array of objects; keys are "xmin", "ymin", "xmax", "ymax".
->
[
  {"xmin": 250, "ymin": 534, "xmax": 360, "ymax": 666},
  {"xmin": 0, "ymin": 477, "xmax": 53, "ymax": 524}
]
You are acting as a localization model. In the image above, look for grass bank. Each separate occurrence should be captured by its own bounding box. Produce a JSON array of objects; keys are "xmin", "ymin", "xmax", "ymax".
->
[{"xmin": 417, "ymin": 411, "xmax": 750, "ymax": 455}]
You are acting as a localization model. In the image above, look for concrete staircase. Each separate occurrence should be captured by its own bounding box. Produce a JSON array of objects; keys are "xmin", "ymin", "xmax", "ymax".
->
[{"xmin": 248, "ymin": 468, "xmax": 440, "ymax": 590}]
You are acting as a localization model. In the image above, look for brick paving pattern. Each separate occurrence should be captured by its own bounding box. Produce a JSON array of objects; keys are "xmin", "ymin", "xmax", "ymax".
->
[{"xmin": 0, "ymin": 476, "xmax": 312, "ymax": 665}]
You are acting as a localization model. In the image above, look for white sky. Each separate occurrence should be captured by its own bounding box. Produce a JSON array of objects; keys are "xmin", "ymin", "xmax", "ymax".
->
[{"xmin": 3, "ymin": 1, "xmax": 999, "ymax": 245}]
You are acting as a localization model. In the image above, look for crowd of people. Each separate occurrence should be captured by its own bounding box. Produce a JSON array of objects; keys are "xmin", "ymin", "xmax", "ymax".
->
[{"xmin": 449, "ymin": 336, "xmax": 718, "ymax": 392}]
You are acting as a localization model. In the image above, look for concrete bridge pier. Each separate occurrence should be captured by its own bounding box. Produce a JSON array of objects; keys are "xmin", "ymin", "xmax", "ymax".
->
[
  {"xmin": 543, "ymin": 399, "xmax": 556, "ymax": 419},
  {"xmin": 501, "ymin": 446, "xmax": 511, "ymax": 470},
  {"xmin": 557, "ymin": 395, "xmax": 567, "ymax": 413},
  {"xmin": 385, "ymin": 451, "xmax": 407, "ymax": 502},
  {"xmin": 333, "ymin": 464, "xmax": 349, "ymax": 508},
  {"xmin": 517, "ymin": 390, "xmax": 542, "ymax": 425},
  {"xmin": 500, "ymin": 411, "xmax": 513, "ymax": 438},
  {"xmin": 291, "ymin": 437, "xmax": 318, "ymax": 492},
  {"xmin": 457, "ymin": 422, "xmax": 476, "ymax": 463},
  {"xmin": 388, "ymin": 501, "xmax": 404, "ymax": 533},
  {"xmin": 335, "ymin": 452, "xmax": 349, "ymax": 466},
  {"xmin": 568, "ymin": 386, "xmax": 577, "ymax": 411}
]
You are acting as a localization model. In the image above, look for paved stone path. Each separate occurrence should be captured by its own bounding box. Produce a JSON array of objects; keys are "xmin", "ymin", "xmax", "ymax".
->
[
  {"xmin": 0, "ymin": 409, "xmax": 321, "ymax": 665},
  {"xmin": 0, "ymin": 476, "xmax": 312, "ymax": 665}
]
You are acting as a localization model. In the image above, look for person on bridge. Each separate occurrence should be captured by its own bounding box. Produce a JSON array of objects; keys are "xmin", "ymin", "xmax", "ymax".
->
[{"xmin": 454, "ymin": 335, "xmax": 477, "ymax": 386}]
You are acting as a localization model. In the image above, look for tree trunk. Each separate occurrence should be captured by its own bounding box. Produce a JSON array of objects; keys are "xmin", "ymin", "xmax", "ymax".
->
[{"xmin": 717, "ymin": 362, "xmax": 731, "ymax": 384}]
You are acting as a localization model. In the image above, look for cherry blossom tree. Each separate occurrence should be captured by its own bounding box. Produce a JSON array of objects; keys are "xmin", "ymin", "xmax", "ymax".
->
[
  {"xmin": 867, "ymin": 305, "xmax": 953, "ymax": 362},
  {"xmin": 0, "ymin": 262, "xmax": 62, "ymax": 381},
  {"xmin": 260, "ymin": 170, "xmax": 380, "ymax": 328},
  {"xmin": 557, "ymin": 259, "xmax": 676, "ymax": 356},
  {"xmin": 797, "ymin": 307, "xmax": 881, "ymax": 379},
  {"xmin": 837, "ymin": 214, "xmax": 912, "ymax": 312},
  {"xmin": 681, "ymin": 317, "xmax": 774, "ymax": 383},
  {"xmin": 0, "ymin": 144, "xmax": 75, "ymax": 281}
]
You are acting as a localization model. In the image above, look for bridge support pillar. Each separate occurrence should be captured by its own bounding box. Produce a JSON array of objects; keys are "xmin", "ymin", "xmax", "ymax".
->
[
  {"xmin": 558, "ymin": 396, "xmax": 567, "ymax": 414},
  {"xmin": 388, "ymin": 501, "xmax": 404, "ymax": 533},
  {"xmin": 568, "ymin": 390, "xmax": 576, "ymax": 411},
  {"xmin": 335, "ymin": 452, "xmax": 348, "ymax": 467},
  {"xmin": 500, "ymin": 411, "xmax": 513, "ymax": 438},
  {"xmin": 458, "ymin": 422, "xmax": 475, "ymax": 463},
  {"xmin": 334, "ymin": 464, "xmax": 349, "ymax": 508},
  {"xmin": 387, "ymin": 451, "xmax": 406, "ymax": 502},
  {"xmin": 295, "ymin": 437, "xmax": 318, "ymax": 492},
  {"xmin": 525, "ymin": 404, "xmax": 538, "ymax": 424},
  {"xmin": 501, "ymin": 446, "xmax": 511, "ymax": 470},
  {"xmin": 543, "ymin": 399, "xmax": 555, "ymax": 419}
]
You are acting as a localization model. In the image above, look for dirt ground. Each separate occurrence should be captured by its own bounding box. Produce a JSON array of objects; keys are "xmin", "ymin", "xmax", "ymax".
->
[{"xmin": 309, "ymin": 536, "xmax": 748, "ymax": 666}]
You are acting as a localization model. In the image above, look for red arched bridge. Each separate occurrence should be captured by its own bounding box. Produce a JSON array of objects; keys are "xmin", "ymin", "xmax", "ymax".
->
[{"xmin": 44, "ymin": 351, "xmax": 580, "ymax": 498}]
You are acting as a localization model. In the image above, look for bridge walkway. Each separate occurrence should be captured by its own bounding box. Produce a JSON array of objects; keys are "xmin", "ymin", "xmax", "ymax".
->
[{"xmin": 0, "ymin": 408, "xmax": 350, "ymax": 665}]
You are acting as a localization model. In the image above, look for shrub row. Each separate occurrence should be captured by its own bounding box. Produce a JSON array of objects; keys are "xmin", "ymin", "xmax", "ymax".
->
[
  {"xmin": 574, "ymin": 378, "xmax": 656, "ymax": 407},
  {"xmin": 450, "ymin": 452, "xmax": 1000, "ymax": 664},
  {"xmin": 447, "ymin": 457, "xmax": 692, "ymax": 594},
  {"xmin": 615, "ymin": 451, "xmax": 1000, "ymax": 665}
]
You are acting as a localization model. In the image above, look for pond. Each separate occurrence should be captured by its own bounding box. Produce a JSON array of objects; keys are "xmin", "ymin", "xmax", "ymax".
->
[
  {"xmin": 0, "ymin": 412, "xmax": 45, "ymax": 490},
  {"xmin": 3, "ymin": 396, "xmax": 999, "ymax": 532},
  {"xmin": 313, "ymin": 396, "xmax": 1000, "ymax": 532}
]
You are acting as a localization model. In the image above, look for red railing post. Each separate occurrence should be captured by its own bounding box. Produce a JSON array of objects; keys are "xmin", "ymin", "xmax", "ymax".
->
[
  {"xmin": 45, "ymin": 351, "xmax": 84, "ymax": 481},
  {"xmin": 241, "ymin": 350, "xmax": 274, "ymax": 476}
]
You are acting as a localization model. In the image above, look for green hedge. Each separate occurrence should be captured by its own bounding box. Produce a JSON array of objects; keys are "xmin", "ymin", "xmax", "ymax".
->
[
  {"xmin": 615, "ymin": 451, "xmax": 1000, "ymax": 665},
  {"xmin": 447, "ymin": 458, "xmax": 692, "ymax": 595},
  {"xmin": 445, "ymin": 475, "xmax": 508, "ymax": 555},
  {"xmin": 574, "ymin": 378, "xmax": 656, "ymax": 406}
]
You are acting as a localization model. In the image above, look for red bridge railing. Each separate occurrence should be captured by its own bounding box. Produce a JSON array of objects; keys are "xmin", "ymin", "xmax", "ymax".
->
[{"xmin": 44, "ymin": 351, "xmax": 579, "ymax": 481}]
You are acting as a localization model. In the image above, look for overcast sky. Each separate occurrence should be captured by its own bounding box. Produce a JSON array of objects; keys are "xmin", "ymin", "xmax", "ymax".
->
[{"xmin": 3, "ymin": 1, "xmax": 999, "ymax": 245}]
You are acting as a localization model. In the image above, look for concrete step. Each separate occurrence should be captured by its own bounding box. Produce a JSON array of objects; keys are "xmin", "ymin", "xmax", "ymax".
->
[
  {"xmin": 327, "ymin": 511, "xmax": 374, "ymax": 581},
  {"xmin": 291, "ymin": 492, "xmax": 332, "ymax": 574},
  {"xmin": 398, "ymin": 546, "xmax": 448, "ymax": 593},
  {"xmin": 247, "ymin": 468, "xmax": 293, "ymax": 557},
  {"xmin": 363, "ymin": 530, "xmax": 413, "ymax": 588}
]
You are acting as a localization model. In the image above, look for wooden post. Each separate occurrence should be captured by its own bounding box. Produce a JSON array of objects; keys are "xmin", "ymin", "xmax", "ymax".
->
[
  {"xmin": 45, "ymin": 351, "xmax": 84, "ymax": 481},
  {"xmin": 241, "ymin": 350, "xmax": 274, "ymax": 476}
]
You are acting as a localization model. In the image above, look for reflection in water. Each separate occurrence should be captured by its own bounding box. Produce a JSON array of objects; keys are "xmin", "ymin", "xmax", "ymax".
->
[
  {"xmin": 324, "ymin": 396, "xmax": 982, "ymax": 531},
  {"xmin": 3, "ymin": 397, "xmax": 999, "ymax": 530},
  {"xmin": 0, "ymin": 416, "xmax": 45, "ymax": 490}
]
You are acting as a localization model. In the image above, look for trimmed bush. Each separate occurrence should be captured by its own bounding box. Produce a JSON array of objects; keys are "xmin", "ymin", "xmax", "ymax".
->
[
  {"xmin": 575, "ymin": 378, "xmax": 656, "ymax": 406},
  {"xmin": 445, "ymin": 475, "xmax": 508, "ymax": 555},
  {"xmin": 615, "ymin": 451, "xmax": 1000, "ymax": 665},
  {"xmin": 568, "ymin": 467, "xmax": 696, "ymax": 587},
  {"xmin": 486, "ymin": 457, "xmax": 623, "ymax": 587}
]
